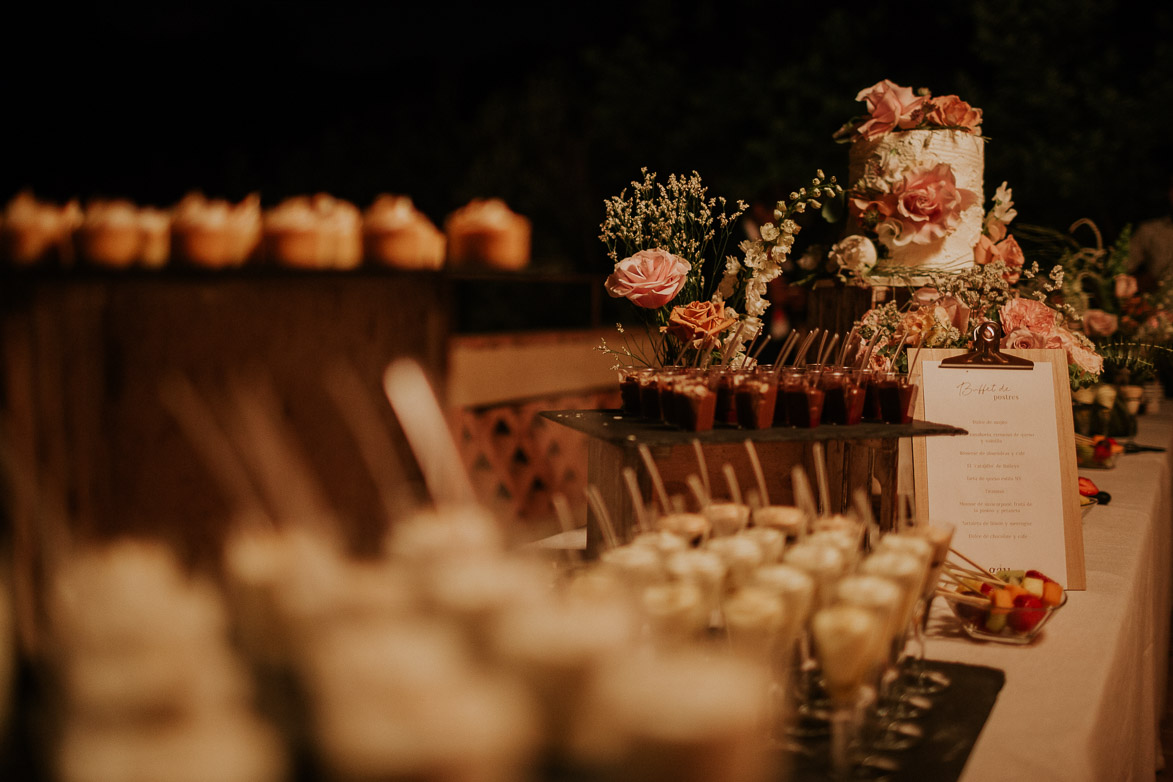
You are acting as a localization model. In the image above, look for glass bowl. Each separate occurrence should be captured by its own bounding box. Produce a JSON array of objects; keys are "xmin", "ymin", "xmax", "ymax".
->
[{"xmin": 944, "ymin": 589, "xmax": 1067, "ymax": 645}]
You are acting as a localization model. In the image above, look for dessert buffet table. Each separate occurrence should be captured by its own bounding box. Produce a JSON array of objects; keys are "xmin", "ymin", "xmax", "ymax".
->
[{"xmin": 925, "ymin": 409, "xmax": 1173, "ymax": 781}]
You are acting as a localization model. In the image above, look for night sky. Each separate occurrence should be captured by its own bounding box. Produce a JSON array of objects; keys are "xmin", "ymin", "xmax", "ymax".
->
[{"xmin": 4, "ymin": 1, "xmax": 1171, "ymax": 271}]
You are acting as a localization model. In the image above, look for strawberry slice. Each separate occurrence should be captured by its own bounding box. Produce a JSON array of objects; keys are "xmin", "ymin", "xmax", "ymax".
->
[
  {"xmin": 1025, "ymin": 569, "xmax": 1055, "ymax": 584},
  {"xmin": 1009, "ymin": 594, "xmax": 1047, "ymax": 633},
  {"xmin": 1078, "ymin": 477, "xmax": 1099, "ymax": 497}
]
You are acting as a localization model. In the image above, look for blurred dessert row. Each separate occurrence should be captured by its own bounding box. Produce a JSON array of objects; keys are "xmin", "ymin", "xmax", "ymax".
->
[{"xmin": 0, "ymin": 191, "xmax": 531, "ymax": 271}]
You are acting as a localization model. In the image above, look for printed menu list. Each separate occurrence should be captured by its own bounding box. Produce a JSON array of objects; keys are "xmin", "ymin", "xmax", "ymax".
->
[{"xmin": 920, "ymin": 361, "xmax": 1068, "ymax": 584}]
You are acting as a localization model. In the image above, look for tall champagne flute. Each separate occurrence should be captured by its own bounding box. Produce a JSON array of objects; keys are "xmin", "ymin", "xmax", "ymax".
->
[
  {"xmin": 811, "ymin": 605, "xmax": 884, "ymax": 778},
  {"xmin": 906, "ymin": 521, "xmax": 956, "ymax": 695},
  {"xmin": 782, "ymin": 542, "xmax": 847, "ymax": 737}
]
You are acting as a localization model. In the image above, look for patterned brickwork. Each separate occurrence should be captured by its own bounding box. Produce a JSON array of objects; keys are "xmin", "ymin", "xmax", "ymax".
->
[{"xmin": 451, "ymin": 390, "xmax": 620, "ymax": 531}]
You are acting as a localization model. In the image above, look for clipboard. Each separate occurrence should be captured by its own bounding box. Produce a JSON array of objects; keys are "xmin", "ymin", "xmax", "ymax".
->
[{"xmin": 911, "ymin": 322, "xmax": 1085, "ymax": 589}]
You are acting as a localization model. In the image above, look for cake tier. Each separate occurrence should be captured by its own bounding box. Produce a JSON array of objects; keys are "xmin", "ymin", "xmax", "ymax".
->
[{"xmin": 849, "ymin": 129, "xmax": 985, "ymax": 276}]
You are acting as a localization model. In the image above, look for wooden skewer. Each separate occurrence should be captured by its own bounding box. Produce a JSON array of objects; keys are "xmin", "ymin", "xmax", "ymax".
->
[
  {"xmin": 811, "ymin": 442, "xmax": 831, "ymax": 517},
  {"xmin": 383, "ymin": 359, "xmax": 477, "ymax": 506},
  {"xmin": 949, "ymin": 546, "xmax": 994, "ymax": 576},
  {"xmin": 638, "ymin": 444, "xmax": 672, "ymax": 515},
  {"xmin": 935, "ymin": 588, "xmax": 990, "ymax": 608},
  {"xmin": 793, "ymin": 329, "xmax": 820, "ymax": 367},
  {"xmin": 691, "ymin": 439, "xmax": 711, "ymax": 500},
  {"xmin": 622, "ymin": 467, "xmax": 650, "ymax": 535},
  {"xmin": 744, "ymin": 441, "xmax": 770, "ymax": 506},
  {"xmin": 772, "ymin": 331, "xmax": 801, "ymax": 376},
  {"xmin": 749, "ymin": 334, "xmax": 773, "ymax": 365},
  {"xmin": 852, "ymin": 487, "xmax": 878, "ymax": 551},
  {"xmin": 837, "ymin": 326, "xmax": 859, "ymax": 367},
  {"xmin": 324, "ymin": 361, "xmax": 413, "ymax": 522},
  {"xmin": 790, "ymin": 465, "xmax": 818, "ymax": 535},
  {"xmin": 817, "ymin": 333, "xmax": 840, "ymax": 367},
  {"xmin": 586, "ymin": 485, "xmax": 619, "ymax": 551},
  {"xmin": 723, "ymin": 464, "xmax": 743, "ymax": 506},
  {"xmin": 687, "ymin": 474, "xmax": 711, "ymax": 510},
  {"xmin": 942, "ymin": 562, "xmax": 1003, "ymax": 586},
  {"xmin": 551, "ymin": 494, "xmax": 583, "ymax": 565}
]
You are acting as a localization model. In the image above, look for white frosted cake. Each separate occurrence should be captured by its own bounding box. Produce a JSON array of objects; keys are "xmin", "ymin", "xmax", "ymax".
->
[{"xmin": 837, "ymin": 80, "xmax": 985, "ymax": 278}]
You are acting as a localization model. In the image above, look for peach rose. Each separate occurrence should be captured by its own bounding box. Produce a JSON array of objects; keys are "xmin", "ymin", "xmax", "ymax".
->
[
  {"xmin": 999, "ymin": 297, "xmax": 1057, "ymax": 337},
  {"xmin": 880, "ymin": 164, "xmax": 979, "ymax": 247},
  {"xmin": 605, "ymin": 248, "xmax": 691, "ymax": 309},
  {"xmin": 911, "ymin": 287, "xmax": 970, "ymax": 332},
  {"xmin": 1049, "ymin": 327, "xmax": 1103, "ymax": 375},
  {"xmin": 921, "ymin": 95, "xmax": 982, "ymax": 133},
  {"xmin": 1082, "ymin": 309, "xmax": 1119, "ymax": 338},
  {"xmin": 974, "ymin": 233, "xmax": 1025, "ymax": 283},
  {"xmin": 664, "ymin": 300, "xmax": 738, "ymax": 345},
  {"xmin": 1115, "ymin": 274, "xmax": 1139, "ymax": 300},
  {"xmin": 854, "ymin": 80, "xmax": 926, "ymax": 140},
  {"xmin": 1002, "ymin": 327, "xmax": 1045, "ymax": 350}
]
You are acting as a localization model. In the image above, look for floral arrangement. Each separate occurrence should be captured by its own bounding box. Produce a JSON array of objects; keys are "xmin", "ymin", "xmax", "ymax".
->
[
  {"xmin": 850, "ymin": 185, "xmax": 1103, "ymax": 388},
  {"xmin": 831, "ymin": 80, "xmax": 985, "ymax": 273},
  {"xmin": 599, "ymin": 168, "xmax": 839, "ymax": 368},
  {"xmin": 834, "ymin": 79, "xmax": 983, "ymax": 142},
  {"xmin": 1021, "ymin": 219, "xmax": 1173, "ymax": 384}
]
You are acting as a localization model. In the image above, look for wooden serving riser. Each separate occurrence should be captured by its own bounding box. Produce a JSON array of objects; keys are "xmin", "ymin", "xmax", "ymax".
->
[{"xmin": 541, "ymin": 410, "xmax": 967, "ymax": 557}]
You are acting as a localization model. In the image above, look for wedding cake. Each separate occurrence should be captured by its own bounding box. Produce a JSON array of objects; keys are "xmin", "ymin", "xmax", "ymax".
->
[{"xmin": 835, "ymin": 80, "xmax": 985, "ymax": 278}]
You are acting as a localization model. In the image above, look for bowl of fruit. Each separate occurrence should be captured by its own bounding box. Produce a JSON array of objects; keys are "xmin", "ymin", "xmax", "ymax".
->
[{"xmin": 943, "ymin": 569, "xmax": 1067, "ymax": 644}]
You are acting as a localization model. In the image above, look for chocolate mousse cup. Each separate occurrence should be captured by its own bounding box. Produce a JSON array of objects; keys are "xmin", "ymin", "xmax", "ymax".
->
[
  {"xmin": 676, "ymin": 375, "xmax": 718, "ymax": 432},
  {"xmin": 619, "ymin": 368, "xmax": 644, "ymax": 416},
  {"xmin": 875, "ymin": 372, "xmax": 918, "ymax": 424},
  {"xmin": 780, "ymin": 367, "xmax": 824, "ymax": 428},
  {"xmin": 734, "ymin": 370, "xmax": 778, "ymax": 429}
]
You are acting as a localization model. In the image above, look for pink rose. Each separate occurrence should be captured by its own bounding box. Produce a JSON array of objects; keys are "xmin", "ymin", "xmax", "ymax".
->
[
  {"xmin": 910, "ymin": 287, "xmax": 970, "ymax": 332},
  {"xmin": 605, "ymin": 248, "xmax": 691, "ymax": 309},
  {"xmin": 1115, "ymin": 274, "xmax": 1138, "ymax": 300},
  {"xmin": 1082, "ymin": 309, "xmax": 1119, "ymax": 338},
  {"xmin": 1049, "ymin": 327, "xmax": 1104, "ymax": 375},
  {"xmin": 882, "ymin": 164, "xmax": 979, "ymax": 247},
  {"xmin": 974, "ymin": 233, "xmax": 1025, "ymax": 283},
  {"xmin": 999, "ymin": 297, "xmax": 1057, "ymax": 337},
  {"xmin": 921, "ymin": 95, "xmax": 982, "ymax": 133},
  {"xmin": 1001, "ymin": 327, "xmax": 1045, "ymax": 350},
  {"xmin": 854, "ymin": 80, "xmax": 927, "ymax": 140}
]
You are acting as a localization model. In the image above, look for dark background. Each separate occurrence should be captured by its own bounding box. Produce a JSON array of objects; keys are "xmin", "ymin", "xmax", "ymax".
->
[{"xmin": 4, "ymin": 0, "xmax": 1172, "ymax": 273}]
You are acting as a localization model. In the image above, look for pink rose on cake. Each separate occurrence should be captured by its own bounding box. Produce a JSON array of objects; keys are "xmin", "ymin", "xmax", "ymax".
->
[
  {"xmin": 873, "ymin": 164, "xmax": 979, "ymax": 247},
  {"xmin": 853, "ymin": 80, "xmax": 926, "ymax": 140},
  {"xmin": 919, "ymin": 95, "xmax": 982, "ymax": 133},
  {"xmin": 999, "ymin": 297, "xmax": 1058, "ymax": 338},
  {"xmin": 605, "ymin": 248, "xmax": 691, "ymax": 309}
]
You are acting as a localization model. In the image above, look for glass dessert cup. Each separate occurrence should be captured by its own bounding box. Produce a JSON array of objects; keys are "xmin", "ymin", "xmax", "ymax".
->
[
  {"xmin": 818, "ymin": 369, "xmax": 864, "ymax": 426},
  {"xmin": 672, "ymin": 372, "xmax": 718, "ymax": 432},
  {"xmin": 618, "ymin": 367, "xmax": 644, "ymax": 416},
  {"xmin": 946, "ymin": 589, "xmax": 1067, "ymax": 644},
  {"xmin": 779, "ymin": 367, "xmax": 825, "ymax": 428},
  {"xmin": 637, "ymin": 369, "xmax": 663, "ymax": 420},
  {"xmin": 874, "ymin": 372, "xmax": 918, "ymax": 424},
  {"xmin": 654, "ymin": 367, "xmax": 686, "ymax": 425},
  {"xmin": 713, "ymin": 368, "xmax": 739, "ymax": 426},
  {"xmin": 734, "ymin": 369, "xmax": 778, "ymax": 429}
]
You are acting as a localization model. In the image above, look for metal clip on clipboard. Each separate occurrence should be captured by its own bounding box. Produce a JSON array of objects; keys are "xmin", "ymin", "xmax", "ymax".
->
[{"xmin": 939, "ymin": 321, "xmax": 1034, "ymax": 370}]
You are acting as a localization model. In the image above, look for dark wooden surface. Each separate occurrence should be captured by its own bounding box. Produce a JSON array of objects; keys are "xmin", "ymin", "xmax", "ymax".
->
[
  {"xmin": 540, "ymin": 409, "xmax": 968, "ymax": 446},
  {"xmin": 1, "ymin": 270, "xmax": 449, "ymax": 564}
]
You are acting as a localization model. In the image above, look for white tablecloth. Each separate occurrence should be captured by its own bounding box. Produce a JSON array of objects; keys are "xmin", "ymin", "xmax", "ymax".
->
[{"xmin": 925, "ymin": 411, "xmax": 1173, "ymax": 782}]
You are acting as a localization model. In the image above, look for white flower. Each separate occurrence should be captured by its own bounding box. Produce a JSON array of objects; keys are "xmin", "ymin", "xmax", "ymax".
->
[
  {"xmin": 991, "ymin": 181, "xmax": 1017, "ymax": 224},
  {"xmin": 829, "ymin": 234, "xmax": 878, "ymax": 275},
  {"xmin": 760, "ymin": 223, "xmax": 779, "ymax": 242},
  {"xmin": 717, "ymin": 256, "xmax": 741, "ymax": 299}
]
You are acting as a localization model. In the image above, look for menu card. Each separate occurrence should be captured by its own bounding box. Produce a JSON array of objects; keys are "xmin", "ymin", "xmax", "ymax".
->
[{"xmin": 913, "ymin": 351, "xmax": 1085, "ymax": 589}]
